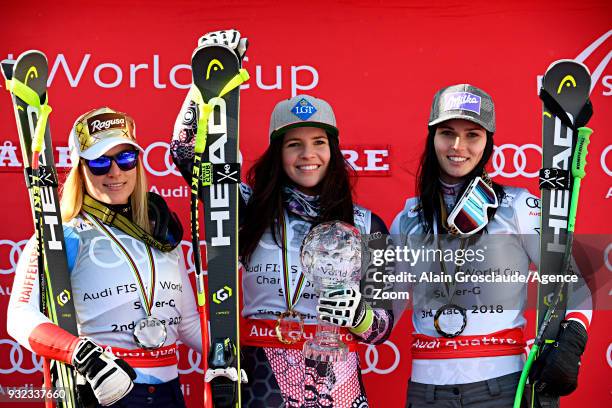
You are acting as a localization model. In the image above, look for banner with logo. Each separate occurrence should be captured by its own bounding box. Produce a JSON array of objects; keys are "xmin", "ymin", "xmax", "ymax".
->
[{"xmin": 0, "ymin": 2, "xmax": 610, "ymax": 407}]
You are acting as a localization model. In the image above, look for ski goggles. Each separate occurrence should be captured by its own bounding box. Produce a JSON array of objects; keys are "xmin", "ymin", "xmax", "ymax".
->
[
  {"xmin": 83, "ymin": 150, "xmax": 140, "ymax": 176},
  {"xmin": 447, "ymin": 177, "xmax": 498, "ymax": 236}
]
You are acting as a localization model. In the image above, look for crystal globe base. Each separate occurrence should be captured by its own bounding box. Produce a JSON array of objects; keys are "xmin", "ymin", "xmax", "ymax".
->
[{"xmin": 303, "ymin": 333, "xmax": 348, "ymax": 362}]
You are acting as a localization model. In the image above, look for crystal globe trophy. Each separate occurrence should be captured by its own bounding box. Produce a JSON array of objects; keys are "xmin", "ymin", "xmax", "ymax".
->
[{"xmin": 300, "ymin": 221, "xmax": 362, "ymax": 362}]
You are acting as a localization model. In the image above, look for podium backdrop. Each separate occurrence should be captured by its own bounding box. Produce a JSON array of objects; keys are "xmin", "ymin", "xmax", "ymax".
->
[{"xmin": 1, "ymin": 2, "xmax": 610, "ymax": 407}]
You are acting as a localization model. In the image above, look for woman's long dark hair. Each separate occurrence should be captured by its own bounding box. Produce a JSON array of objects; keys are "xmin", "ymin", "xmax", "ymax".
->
[
  {"xmin": 417, "ymin": 126, "xmax": 505, "ymax": 234},
  {"xmin": 240, "ymin": 133, "xmax": 355, "ymax": 261}
]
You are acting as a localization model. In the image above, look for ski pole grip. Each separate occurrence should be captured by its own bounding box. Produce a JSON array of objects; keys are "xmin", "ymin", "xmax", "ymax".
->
[
  {"xmin": 5, "ymin": 77, "xmax": 52, "ymax": 154},
  {"xmin": 568, "ymin": 127, "xmax": 592, "ymax": 232},
  {"xmin": 572, "ymin": 127, "xmax": 592, "ymax": 180},
  {"xmin": 32, "ymin": 104, "xmax": 52, "ymax": 153},
  {"xmin": 218, "ymin": 68, "xmax": 249, "ymax": 98},
  {"xmin": 195, "ymin": 104, "xmax": 213, "ymax": 154},
  {"xmin": 5, "ymin": 78, "xmax": 39, "ymax": 106}
]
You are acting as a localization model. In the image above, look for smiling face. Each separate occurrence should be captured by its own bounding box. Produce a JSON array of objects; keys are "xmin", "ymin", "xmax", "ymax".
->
[
  {"xmin": 281, "ymin": 126, "xmax": 331, "ymax": 195},
  {"xmin": 82, "ymin": 144, "xmax": 137, "ymax": 205},
  {"xmin": 434, "ymin": 119, "xmax": 488, "ymax": 184}
]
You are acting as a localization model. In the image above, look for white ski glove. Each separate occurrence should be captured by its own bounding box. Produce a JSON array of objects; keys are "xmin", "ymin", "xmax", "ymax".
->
[
  {"xmin": 198, "ymin": 29, "xmax": 248, "ymax": 60},
  {"xmin": 71, "ymin": 337, "xmax": 136, "ymax": 406},
  {"xmin": 317, "ymin": 286, "xmax": 373, "ymax": 334}
]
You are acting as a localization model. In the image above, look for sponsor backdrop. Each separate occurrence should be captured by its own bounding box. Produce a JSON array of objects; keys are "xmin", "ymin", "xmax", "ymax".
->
[{"xmin": 0, "ymin": 2, "xmax": 610, "ymax": 407}]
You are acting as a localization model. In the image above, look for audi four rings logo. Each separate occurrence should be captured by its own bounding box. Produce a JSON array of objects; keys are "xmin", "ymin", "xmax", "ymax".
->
[
  {"xmin": 0, "ymin": 338, "xmax": 44, "ymax": 374},
  {"xmin": 489, "ymin": 144, "xmax": 542, "ymax": 179},
  {"xmin": 2, "ymin": 239, "xmax": 204, "ymax": 277},
  {"xmin": 526, "ymin": 197, "xmax": 541, "ymax": 209},
  {"xmin": 0, "ymin": 239, "xmax": 28, "ymax": 275},
  {"xmin": 143, "ymin": 141, "xmax": 182, "ymax": 177},
  {"xmin": 176, "ymin": 341, "xmax": 204, "ymax": 375},
  {"xmin": 361, "ymin": 340, "xmax": 401, "ymax": 375}
]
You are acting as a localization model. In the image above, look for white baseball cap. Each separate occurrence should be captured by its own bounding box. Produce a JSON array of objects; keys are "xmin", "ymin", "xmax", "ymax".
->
[{"xmin": 69, "ymin": 107, "xmax": 143, "ymax": 163}]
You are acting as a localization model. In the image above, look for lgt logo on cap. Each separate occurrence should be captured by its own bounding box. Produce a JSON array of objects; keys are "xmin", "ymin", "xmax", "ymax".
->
[
  {"xmin": 443, "ymin": 92, "xmax": 481, "ymax": 114},
  {"xmin": 291, "ymin": 98, "xmax": 317, "ymax": 121}
]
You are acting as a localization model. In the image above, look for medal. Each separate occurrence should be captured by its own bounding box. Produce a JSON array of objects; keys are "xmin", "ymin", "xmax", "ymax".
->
[
  {"xmin": 275, "ymin": 212, "xmax": 308, "ymax": 345},
  {"xmin": 434, "ymin": 304, "xmax": 467, "ymax": 338},
  {"xmin": 133, "ymin": 316, "xmax": 167, "ymax": 350},
  {"xmin": 275, "ymin": 310, "xmax": 305, "ymax": 345}
]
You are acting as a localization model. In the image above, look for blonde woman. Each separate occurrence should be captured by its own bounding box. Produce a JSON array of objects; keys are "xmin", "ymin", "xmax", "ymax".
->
[{"xmin": 8, "ymin": 107, "xmax": 199, "ymax": 407}]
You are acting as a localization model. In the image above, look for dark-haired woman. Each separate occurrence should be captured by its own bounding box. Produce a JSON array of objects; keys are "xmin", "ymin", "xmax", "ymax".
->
[
  {"xmin": 172, "ymin": 90, "xmax": 393, "ymax": 407},
  {"xmin": 391, "ymin": 84, "xmax": 591, "ymax": 407}
]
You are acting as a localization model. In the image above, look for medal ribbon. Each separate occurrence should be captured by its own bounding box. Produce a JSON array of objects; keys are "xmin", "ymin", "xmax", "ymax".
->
[
  {"xmin": 433, "ymin": 229, "xmax": 469, "ymax": 338},
  {"xmin": 84, "ymin": 213, "xmax": 156, "ymax": 316},
  {"xmin": 434, "ymin": 204, "xmax": 469, "ymax": 302},
  {"xmin": 435, "ymin": 232, "xmax": 468, "ymax": 302},
  {"xmin": 279, "ymin": 211, "xmax": 307, "ymax": 311},
  {"xmin": 82, "ymin": 194, "xmax": 177, "ymax": 252}
]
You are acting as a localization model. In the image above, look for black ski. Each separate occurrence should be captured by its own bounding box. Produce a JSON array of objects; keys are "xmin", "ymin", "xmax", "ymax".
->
[
  {"xmin": 533, "ymin": 59, "xmax": 592, "ymax": 407},
  {"xmin": 189, "ymin": 43, "xmax": 249, "ymax": 407},
  {"xmin": 2, "ymin": 51, "xmax": 79, "ymax": 407}
]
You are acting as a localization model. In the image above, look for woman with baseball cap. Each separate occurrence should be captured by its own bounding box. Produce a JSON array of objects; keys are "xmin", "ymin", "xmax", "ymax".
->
[
  {"xmin": 390, "ymin": 85, "xmax": 591, "ymax": 407},
  {"xmin": 8, "ymin": 107, "xmax": 200, "ymax": 407},
  {"xmin": 240, "ymin": 94, "xmax": 395, "ymax": 408},
  {"xmin": 172, "ymin": 79, "xmax": 394, "ymax": 406}
]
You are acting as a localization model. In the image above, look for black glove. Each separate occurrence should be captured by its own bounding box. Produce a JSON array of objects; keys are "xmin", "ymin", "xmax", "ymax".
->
[
  {"xmin": 530, "ymin": 320, "xmax": 588, "ymax": 396},
  {"xmin": 75, "ymin": 374, "xmax": 97, "ymax": 408},
  {"xmin": 72, "ymin": 338, "xmax": 137, "ymax": 406}
]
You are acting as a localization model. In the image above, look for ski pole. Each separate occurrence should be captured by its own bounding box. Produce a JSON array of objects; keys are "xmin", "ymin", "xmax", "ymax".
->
[
  {"xmin": 514, "ymin": 127, "xmax": 592, "ymax": 408},
  {"xmin": 189, "ymin": 89, "xmax": 214, "ymax": 408},
  {"xmin": 6, "ymin": 74, "xmax": 56, "ymax": 408},
  {"xmin": 30, "ymin": 86, "xmax": 55, "ymax": 408}
]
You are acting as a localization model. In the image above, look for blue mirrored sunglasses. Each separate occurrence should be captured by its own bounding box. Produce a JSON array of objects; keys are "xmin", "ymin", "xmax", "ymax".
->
[{"xmin": 83, "ymin": 150, "xmax": 139, "ymax": 176}]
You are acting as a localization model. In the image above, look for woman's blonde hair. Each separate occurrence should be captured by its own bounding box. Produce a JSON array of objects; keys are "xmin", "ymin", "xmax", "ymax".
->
[{"xmin": 60, "ymin": 158, "xmax": 150, "ymax": 233}]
